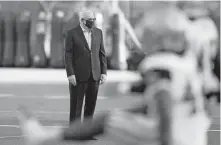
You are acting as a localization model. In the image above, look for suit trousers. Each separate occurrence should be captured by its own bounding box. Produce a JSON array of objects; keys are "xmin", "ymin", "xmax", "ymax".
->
[{"xmin": 69, "ymin": 73, "xmax": 100, "ymax": 124}]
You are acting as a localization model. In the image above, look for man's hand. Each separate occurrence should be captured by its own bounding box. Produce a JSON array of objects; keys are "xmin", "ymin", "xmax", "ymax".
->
[
  {"xmin": 100, "ymin": 74, "xmax": 107, "ymax": 85},
  {"xmin": 68, "ymin": 75, "xmax": 77, "ymax": 86}
]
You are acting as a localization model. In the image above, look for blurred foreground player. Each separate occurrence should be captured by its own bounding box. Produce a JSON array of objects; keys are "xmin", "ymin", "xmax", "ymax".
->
[
  {"xmin": 131, "ymin": 5, "xmax": 190, "ymax": 93},
  {"xmin": 132, "ymin": 5, "xmax": 220, "ymax": 102}
]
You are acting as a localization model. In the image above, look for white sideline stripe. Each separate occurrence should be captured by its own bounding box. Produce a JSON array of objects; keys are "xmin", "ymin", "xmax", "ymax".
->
[
  {"xmin": 44, "ymin": 95, "xmax": 108, "ymax": 100},
  {"xmin": 0, "ymin": 125, "xmax": 65, "ymax": 128},
  {"xmin": 0, "ymin": 94, "xmax": 15, "ymax": 97},
  {"xmin": 0, "ymin": 135, "xmax": 27, "ymax": 139},
  {"xmin": 0, "ymin": 69, "xmax": 141, "ymax": 83},
  {"xmin": 0, "ymin": 73, "xmax": 141, "ymax": 83},
  {"xmin": 0, "ymin": 110, "xmax": 69, "ymax": 114},
  {"xmin": 0, "ymin": 125, "xmax": 20, "ymax": 128},
  {"xmin": 0, "ymin": 109, "xmax": 114, "ymax": 115},
  {"xmin": 0, "ymin": 94, "xmax": 108, "ymax": 100}
]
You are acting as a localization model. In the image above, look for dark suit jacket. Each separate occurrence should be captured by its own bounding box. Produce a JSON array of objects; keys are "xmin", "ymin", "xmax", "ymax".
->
[{"xmin": 64, "ymin": 25, "xmax": 107, "ymax": 81}]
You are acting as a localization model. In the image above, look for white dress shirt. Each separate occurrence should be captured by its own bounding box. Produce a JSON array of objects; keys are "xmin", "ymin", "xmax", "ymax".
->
[{"xmin": 80, "ymin": 24, "xmax": 92, "ymax": 50}]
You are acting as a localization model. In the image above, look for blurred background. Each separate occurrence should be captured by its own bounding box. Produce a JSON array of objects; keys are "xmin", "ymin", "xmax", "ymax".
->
[
  {"xmin": 0, "ymin": 1, "xmax": 220, "ymax": 145},
  {"xmin": 0, "ymin": 0, "xmax": 219, "ymax": 70}
]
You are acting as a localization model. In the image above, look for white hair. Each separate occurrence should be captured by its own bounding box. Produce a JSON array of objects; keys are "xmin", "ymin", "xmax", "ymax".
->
[{"xmin": 78, "ymin": 9, "xmax": 95, "ymax": 22}]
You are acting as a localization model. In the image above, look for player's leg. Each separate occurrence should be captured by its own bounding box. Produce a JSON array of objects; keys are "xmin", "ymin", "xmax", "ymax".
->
[{"xmin": 62, "ymin": 113, "xmax": 108, "ymax": 141}]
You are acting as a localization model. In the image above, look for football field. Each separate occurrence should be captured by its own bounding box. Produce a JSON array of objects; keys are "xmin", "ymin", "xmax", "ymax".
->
[{"xmin": 0, "ymin": 69, "xmax": 219, "ymax": 145}]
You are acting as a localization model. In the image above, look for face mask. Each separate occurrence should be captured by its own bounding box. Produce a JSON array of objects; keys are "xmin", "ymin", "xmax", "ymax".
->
[{"xmin": 85, "ymin": 20, "xmax": 94, "ymax": 29}]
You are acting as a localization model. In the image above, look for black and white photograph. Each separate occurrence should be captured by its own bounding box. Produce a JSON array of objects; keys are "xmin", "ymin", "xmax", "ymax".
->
[{"xmin": 0, "ymin": 0, "xmax": 220, "ymax": 145}]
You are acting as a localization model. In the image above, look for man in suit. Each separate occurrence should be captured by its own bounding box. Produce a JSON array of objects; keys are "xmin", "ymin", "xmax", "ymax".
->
[{"xmin": 64, "ymin": 10, "xmax": 107, "ymax": 124}]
